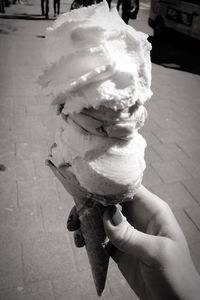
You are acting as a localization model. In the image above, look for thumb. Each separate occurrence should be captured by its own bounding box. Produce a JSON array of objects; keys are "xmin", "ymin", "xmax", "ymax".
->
[{"xmin": 103, "ymin": 206, "xmax": 162, "ymax": 265}]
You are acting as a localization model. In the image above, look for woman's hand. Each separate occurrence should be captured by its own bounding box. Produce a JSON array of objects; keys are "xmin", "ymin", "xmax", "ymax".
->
[{"xmin": 67, "ymin": 186, "xmax": 200, "ymax": 300}]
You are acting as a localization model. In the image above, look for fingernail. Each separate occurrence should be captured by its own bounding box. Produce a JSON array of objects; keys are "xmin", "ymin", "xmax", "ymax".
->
[
  {"xmin": 67, "ymin": 214, "xmax": 73, "ymax": 224},
  {"xmin": 74, "ymin": 232, "xmax": 85, "ymax": 248},
  {"xmin": 108, "ymin": 206, "xmax": 123, "ymax": 226},
  {"xmin": 66, "ymin": 214, "xmax": 80, "ymax": 231}
]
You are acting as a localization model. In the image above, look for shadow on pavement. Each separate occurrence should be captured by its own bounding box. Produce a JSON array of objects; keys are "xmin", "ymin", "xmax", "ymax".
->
[
  {"xmin": 0, "ymin": 23, "xmax": 18, "ymax": 34},
  {"xmin": 0, "ymin": 13, "xmax": 53, "ymax": 20},
  {"xmin": 35, "ymin": 34, "xmax": 46, "ymax": 38},
  {"xmin": 149, "ymin": 32, "xmax": 200, "ymax": 75}
]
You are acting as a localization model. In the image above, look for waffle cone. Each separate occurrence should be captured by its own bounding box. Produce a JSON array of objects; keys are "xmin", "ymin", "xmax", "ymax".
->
[
  {"xmin": 76, "ymin": 198, "xmax": 109, "ymax": 296},
  {"xmin": 45, "ymin": 159, "xmax": 109, "ymax": 296},
  {"xmin": 45, "ymin": 158, "xmax": 138, "ymax": 295}
]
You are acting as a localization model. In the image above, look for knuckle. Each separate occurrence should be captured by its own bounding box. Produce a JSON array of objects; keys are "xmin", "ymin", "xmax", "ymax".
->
[
  {"xmin": 157, "ymin": 199, "xmax": 171, "ymax": 212},
  {"xmin": 74, "ymin": 229, "xmax": 85, "ymax": 248},
  {"xmin": 110, "ymin": 223, "xmax": 134, "ymax": 251},
  {"xmin": 151, "ymin": 238, "xmax": 175, "ymax": 266},
  {"xmin": 67, "ymin": 205, "xmax": 80, "ymax": 231}
]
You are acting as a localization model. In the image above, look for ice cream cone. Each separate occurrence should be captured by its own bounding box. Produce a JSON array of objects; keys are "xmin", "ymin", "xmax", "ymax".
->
[
  {"xmin": 45, "ymin": 159, "xmax": 110, "ymax": 296},
  {"xmin": 41, "ymin": 2, "xmax": 153, "ymax": 295},
  {"xmin": 77, "ymin": 200, "xmax": 109, "ymax": 296}
]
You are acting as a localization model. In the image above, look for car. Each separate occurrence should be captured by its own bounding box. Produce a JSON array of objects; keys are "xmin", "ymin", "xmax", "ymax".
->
[{"xmin": 148, "ymin": 0, "xmax": 200, "ymax": 40}]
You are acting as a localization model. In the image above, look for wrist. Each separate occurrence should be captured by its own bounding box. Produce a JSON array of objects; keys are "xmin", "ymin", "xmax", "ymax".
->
[
  {"xmin": 173, "ymin": 260, "xmax": 200, "ymax": 300},
  {"xmin": 184, "ymin": 265, "xmax": 200, "ymax": 300}
]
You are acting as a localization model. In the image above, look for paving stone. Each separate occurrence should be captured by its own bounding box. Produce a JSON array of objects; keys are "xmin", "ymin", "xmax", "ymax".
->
[
  {"xmin": 40, "ymin": 115, "xmax": 62, "ymax": 143},
  {"xmin": 11, "ymin": 69, "xmax": 38, "ymax": 98},
  {"xmin": 107, "ymin": 260, "xmax": 138, "ymax": 300},
  {"xmin": 0, "ymin": 204, "xmax": 44, "ymax": 241},
  {"xmin": 0, "ymin": 139, "xmax": 15, "ymax": 159},
  {"xmin": 0, "ymin": 181, "xmax": 18, "ymax": 209},
  {"xmin": 17, "ymin": 178, "xmax": 59, "ymax": 207},
  {"xmin": 0, "ymin": 95, "xmax": 26, "ymax": 121},
  {"xmin": 0, "ymin": 95, "xmax": 13, "ymax": 114},
  {"xmin": 140, "ymin": 130, "xmax": 161, "ymax": 146},
  {"xmin": 178, "ymin": 140, "xmax": 200, "ymax": 164},
  {"xmin": 22, "ymin": 233, "xmax": 76, "ymax": 283},
  {"xmin": 151, "ymin": 160, "xmax": 192, "ymax": 183},
  {"xmin": 26, "ymin": 104, "xmax": 53, "ymax": 117},
  {"xmin": 52, "ymin": 270, "xmax": 112, "ymax": 300},
  {"xmin": 0, "ymin": 280, "xmax": 55, "ymax": 300},
  {"xmin": 28, "ymin": 115, "xmax": 53, "ymax": 144},
  {"xmin": 33, "ymin": 157, "xmax": 54, "ymax": 180},
  {"xmin": 10, "ymin": 114, "xmax": 50, "ymax": 144},
  {"xmin": 144, "ymin": 145, "xmax": 162, "ymax": 164},
  {"xmin": 0, "ymin": 158, "xmax": 35, "ymax": 182},
  {"xmin": 142, "ymin": 165, "xmax": 163, "ymax": 187},
  {"xmin": 152, "ymin": 127, "xmax": 184, "ymax": 144},
  {"xmin": 0, "ymin": 96, "xmax": 13, "ymax": 114},
  {"xmin": 11, "ymin": 103, "xmax": 27, "ymax": 119},
  {"xmin": 143, "ymin": 116, "xmax": 160, "ymax": 132},
  {"xmin": 150, "ymin": 182, "xmax": 198, "ymax": 210},
  {"xmin": 68, "ymin": 235, "xmax": 91, "ymax": 272},
  {"xmin": 41, "ymin": 203, "xmax": 69, "ymax": 233},
  {"xmin": 8, "ymin": 126, "xmax": 33, "ymax": 143},
  {"xmin": 176, "ymin": 114, "xmax": 200, "ymax": 128},
  {"xmin": 146, "ymin": 96, "xmax": 170, "ymax": 112},
  {"xmin": 152, "ymin": 143, "xmax": 189, "ymax": 161},
  {"xmin": 185, "ymin": 151, "xmax": 200, "ymax": 166},
  {"xmin": 174, "ymin": 210, "xmax": 200, "ymax": 245},
  {"xmin": 177, "ymin": 140, "xmax": 200, "ymax": 158},
  {"xmin": 153, "ymin": 115, "xmax": 181, "ymax": 130},
  {"xmin": 23, "ymin": 95, "xmax": 43, "ymax": 107},
  {"xmin": 179, "ymin": 124, "xmax": 200, "ymax": 144},
  {"xmin": 16, "ymin": 141, "xmax": 48, "ymax": 160},
  {"xmin": 153, "ymin": 127, "xmax": 200, "ymax": 145},
  {"xmin": 185, "ymin": 206, "xmax": 200, "ymax": 231},
  {"xmin": 188, "ymin": 151, "xmax": 200, "ymax": 164},
  {"xmin": 179, "ymin": 158, "xmax": 200, "ymax": 178},
  {"xmin": 156, "ymin": 102, "xmax": 199, "ymax": 131},
  {"xmin": 182, "ymin": 178, "xmax": 200, "ymax": 205},
  {"xmin": 0, "ymin": 130, "xmax": 14, "ymax": 145},
  {"xmin": 0, "ymin": 115, "xmax": 12, "ymax": 132},
  {"xmin": 0, "ymin": 239, "xmax": 23, "ymax": 289}
]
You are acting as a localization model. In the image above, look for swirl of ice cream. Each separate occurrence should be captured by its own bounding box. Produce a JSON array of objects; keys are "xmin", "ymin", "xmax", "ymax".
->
[
  {"xmin": 41, "ymin": 1, "xmax": 152, "ymax": 196},
  {"xmin": 40, "ymin": 0, "xmax": 152, "ymax": 113},
  {"xmin": 52, "ymin": 119, "xmax": 146, "ymax": 195},
  {"xmin": 62, "ymin": 103, "xmax": 147, "ymax": 140}
]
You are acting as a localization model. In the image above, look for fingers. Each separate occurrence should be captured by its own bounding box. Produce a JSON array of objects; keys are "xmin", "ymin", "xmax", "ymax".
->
[
  {"xmin": 67, "ymin": 205, "xmax": 85, "ymax": 247},
  {"xmin": 103, "ymin": 206, "xmax": 163, "ymax": 266},
  {"xmin": 74, "ymin": 229, "xmax": 85, "ymax": 247},
  {"xmin": 67, "ymin": 206, "xmax": 80, "ymax": 231},
  {"xmin": 130, "ymin": 186, "xmax": 187, "ymax": 243}
]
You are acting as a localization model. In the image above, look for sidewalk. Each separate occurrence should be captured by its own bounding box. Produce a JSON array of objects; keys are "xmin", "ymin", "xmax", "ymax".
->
[{"xmin": 0, "ymin": 1, "xmax": 200, "ymax": 300}]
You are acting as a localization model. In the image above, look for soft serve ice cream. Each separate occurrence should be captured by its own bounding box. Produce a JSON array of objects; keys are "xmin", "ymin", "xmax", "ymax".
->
[{"xmin": 40, "ymin": 0, "xmax": 152, "ymax": 197}]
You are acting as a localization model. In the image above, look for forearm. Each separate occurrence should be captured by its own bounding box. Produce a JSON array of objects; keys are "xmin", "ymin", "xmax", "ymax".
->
[{"xmin": 176, "ymin": 262, "xmax": 200, "ymax": 300}]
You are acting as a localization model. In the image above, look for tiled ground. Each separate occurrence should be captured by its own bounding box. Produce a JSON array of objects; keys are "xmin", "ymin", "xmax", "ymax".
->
[{"xmin": 0, "ymin": 1, "xmax": 200, "ymax": 299}]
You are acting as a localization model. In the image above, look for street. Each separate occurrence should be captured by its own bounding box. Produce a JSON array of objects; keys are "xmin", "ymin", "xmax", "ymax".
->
[{"xmin": 0, "ymin": 1, "xmax": 200, "ymax": 299}]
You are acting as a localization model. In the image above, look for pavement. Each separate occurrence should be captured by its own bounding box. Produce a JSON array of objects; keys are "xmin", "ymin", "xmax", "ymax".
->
[{"xmin": 0, "ymin": 1, "xmax": 200, "ymax": 299}]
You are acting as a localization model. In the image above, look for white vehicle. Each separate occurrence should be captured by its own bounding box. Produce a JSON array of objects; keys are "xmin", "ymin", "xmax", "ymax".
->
[{"xmin": 148, "ymin": 0, "xmax": 200, "ymax": 40}]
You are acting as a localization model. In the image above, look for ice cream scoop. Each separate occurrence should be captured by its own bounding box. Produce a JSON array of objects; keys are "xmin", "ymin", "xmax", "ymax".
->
[
  {"xmin": 63, "ymin": 102, "xmax": 147, "ymax": 139},
  {"xmin": 40, "ymin": 0, "xmax": 152, "ymax": 113}
]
